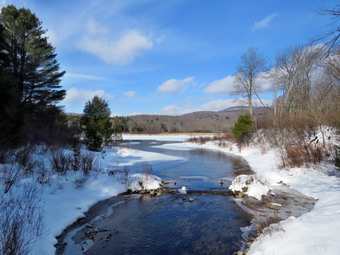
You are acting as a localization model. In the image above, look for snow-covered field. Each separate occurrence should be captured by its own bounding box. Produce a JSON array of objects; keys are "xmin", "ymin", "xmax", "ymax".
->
[{"xmin": 157, "ymin": 137, "xmax": 340, "ymax": 255}]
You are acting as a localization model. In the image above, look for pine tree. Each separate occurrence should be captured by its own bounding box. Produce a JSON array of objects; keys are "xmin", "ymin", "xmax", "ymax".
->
[
  {"xmin": 81, "ymin": 96, "xmax": 113, "ymax": 151},
  {"xmin": 0, "ymin": 5, "xmax": 65, "ymax": 107},
  {"xmin": 232, "ymin": 114, "xmax": 253, "ymax": 145},
  {"xmin": 0, "ymin": 5, "xmax": 65, "ymax": 146}
]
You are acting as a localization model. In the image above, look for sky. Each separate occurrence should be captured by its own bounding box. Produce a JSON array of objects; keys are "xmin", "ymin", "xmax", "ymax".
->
[{"xmin": 1, "ymin": 0, "xmax": 338, "ymax": 116}]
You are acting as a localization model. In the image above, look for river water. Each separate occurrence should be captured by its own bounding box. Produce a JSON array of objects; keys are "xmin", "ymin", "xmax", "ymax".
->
[{"xmin": 59, "ymin": 140, "xmax": 253, "ymax": 255}]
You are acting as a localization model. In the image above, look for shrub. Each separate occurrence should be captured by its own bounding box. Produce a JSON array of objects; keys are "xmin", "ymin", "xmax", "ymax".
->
[
  {"xmin": 1, "ymin": 164, "xmax": 21, "ymax": 193},
  {"xmin": 335, "ymin": 146, "xmax": 340, "ymax": 168},
  {"xmin": 80, "ymin": 151, "xmax": 96, "ymax": 175},
  {"xmin": 139, "ymin": 162, "xmax": 153, "ymax": 180},
  {"xmin": 81, "ymin": 96, "xmax": 113, "ymax": 151},
  {"xmin": 0, "ymin": 184, "xmax": 43, "ymax": 255},
  {"xmin": 14, "ymin": 145, "xmax": 36, "ymax": 173},
  {"xmin": 49, "ymin": 148, "xmax": 70, "ymax": 174},
  {"xmin": 280, "ymin": 143, "xmax": 328, "ymax": 168},
  {"xmin": 232, "ymin": 114, "xmax": 253, "ymax": 145}
]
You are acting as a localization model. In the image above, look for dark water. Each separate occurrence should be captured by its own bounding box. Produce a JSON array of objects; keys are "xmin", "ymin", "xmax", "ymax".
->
[
  {"xmin": 61, "ymin": 140, "xmax": 252, "ymax": 255},
  {"xmin": 85, "ymin": 194, "xmax": 249, "ymax": 255}
]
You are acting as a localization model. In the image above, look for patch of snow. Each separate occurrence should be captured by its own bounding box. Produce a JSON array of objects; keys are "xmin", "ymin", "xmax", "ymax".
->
[
  {"xmin": 178, "ymin": 186, "xmax": 187, "ymax": 194},
  {"xmin": 269, "ymin": 202, "xmax": 282, "ymax": 207},
  {"xmin": 128, "ymin": 173, "xmax": 162, "ymax": 191},
  {"xmin": 229, "ymin": 174, "xmax": 270, "ymax": 200},
  {"xmin": 81, "ymin": 239, "xmax": 94, "ymax": 253}
]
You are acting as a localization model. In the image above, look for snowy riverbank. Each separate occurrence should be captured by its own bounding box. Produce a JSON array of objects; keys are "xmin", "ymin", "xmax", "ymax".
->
[
  {"xmin": 156, "ymin": 137, "xmax": 340, "ymax": 255},
  {"xmin": 2, "ymin": 134, "xmax": 338, "ymax": 255},
  {"xmin": 1, "ymin": 145, "xmax": 184, "ymax": 255}
]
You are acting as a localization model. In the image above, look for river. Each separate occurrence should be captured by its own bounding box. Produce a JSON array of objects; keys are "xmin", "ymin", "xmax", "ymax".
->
[{"xmin": 57, "ymin": 139, "xmax": 253, "ymax": 255}]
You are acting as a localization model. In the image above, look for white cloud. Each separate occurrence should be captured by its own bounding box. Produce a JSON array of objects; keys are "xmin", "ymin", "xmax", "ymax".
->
[
  {"xmin": 205, "ymin": 73, "xmax": 274, "ymax": 94},
  {"xmin": 86, "ymin": 19, "xmax": 108, "ymax": 35},
  {"xmin": 257, "ymin": 72, "xmax": 274, "ymax": 90},
  {"xmin": 160, "ymin": 105, "xmax": 198, "ymax": 115},
  {"xmin": 205, "ymin": 75, "xmax": 235, "ymax": 94},
  {"xmin": 78, "ymin": 29, "xmax": 153, "ymax": 65},
  {"xmin": 64, "ymin": 72, "xmax": 108, "ymax": 81},
  {"xmin": 157, "ymin": 77, "xmax": 194, "ymax": 94},
  {"xmin": 130, "ymin": 112, "xmax": 143, "ymax": 116},
  {"xmin": 63, "ymin": 88, "xmax": 115, "ymax": 105},
  {"xmin": 252, "ymin": 13, "xmax": 278, "ymax": 30},
  {"xmin": 202, "ymin": 99, "xmax": 240, "ymax": 111},
  {"xmin": 124, "ymin": 90, "xmax": 137, "ymax": 98}
]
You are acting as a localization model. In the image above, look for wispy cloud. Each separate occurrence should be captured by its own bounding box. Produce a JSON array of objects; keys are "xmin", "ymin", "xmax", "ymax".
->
[
  {"xmin": 202, "ymin": 99, "xmax": 240, "ymax": 111},
  {"xmin": 63, "ymin": 88, "xmax": 115, "ymax": 109},
  {"xmin": 124, "ymin": 90, "xmax": 137, "ymax": 98},
  {"xmin": 78, "ymin": 26, "xmax": 154, "ymax": 65},
  {"xmin": 252, "ymin": 13, "xmax": 278, "ymax": 30},
  {"xmin": 64, "ymin": 72, "xmax": 109, "ymax": 81},
  {"xmin": 157, "ymin": 77, "xmax": 194, "ymax": 94},
  {"xmin": 86, "ymin": 19, "xmax": 108, "ymax": 35},
  {"xmin": 160, "ymin": 105, "xmax": 198, "ymax": 115}
]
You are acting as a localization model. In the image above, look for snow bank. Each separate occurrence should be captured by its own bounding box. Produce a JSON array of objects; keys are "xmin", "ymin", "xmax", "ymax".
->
[
  {"xmin": 122, "ymin": 134, "xmax": 213, "ymax": 142},
  {"xmin": 0, "ymin": 143, "xmax": 184, "ymax": 255},
  {"xmin": 177, "ymin": 138, "xmax": 340, "ymax": 255},
  {"xmin": 31, "ymin": 172, "xmax": 126, "ymax": 255}
]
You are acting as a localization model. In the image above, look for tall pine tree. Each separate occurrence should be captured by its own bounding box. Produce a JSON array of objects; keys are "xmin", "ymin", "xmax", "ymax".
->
[{"xmin": 0, "ymin": 5, "xmax": 65, "ymax": 146}]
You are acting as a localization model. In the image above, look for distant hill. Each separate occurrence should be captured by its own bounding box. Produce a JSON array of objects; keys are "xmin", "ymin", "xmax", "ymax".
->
[
  {"xmin": 219, "ymin": 106, "xmax": 266, "ymax": 114},
  {"xmin": 126, "ymin": 106, "xmax": 268, "ymax": 133},
  {"xmin": 66, "ymin": 106, "xmax": 268, "ymax": 133}
]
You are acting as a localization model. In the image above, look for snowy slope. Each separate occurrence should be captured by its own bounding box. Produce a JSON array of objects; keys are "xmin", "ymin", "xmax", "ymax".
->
[{"xmin": 157, "ymin": 138, "xmax": 340, "ymax": 255}]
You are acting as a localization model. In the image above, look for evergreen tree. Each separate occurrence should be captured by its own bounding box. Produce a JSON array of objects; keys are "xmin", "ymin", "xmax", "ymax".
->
[
  {"xmin": 0, "ymin": 5, "xmax": 65, "ymax": 107},
  {"xmin": 81, "ymin": 96, "xmax": 113, "ymax": 151},
  {"xmin": 0, "ymin": 5, "xmax": 65, "ymax": 146},
  {"xmin": 232, "ymin": 114, "xmax": 253, "ymax": 145}
]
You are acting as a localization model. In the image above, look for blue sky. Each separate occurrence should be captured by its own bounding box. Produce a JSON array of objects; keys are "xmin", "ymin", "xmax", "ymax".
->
[{"xmin": 2, "ymin": 0, "xmax": 337, "ymax": 115}]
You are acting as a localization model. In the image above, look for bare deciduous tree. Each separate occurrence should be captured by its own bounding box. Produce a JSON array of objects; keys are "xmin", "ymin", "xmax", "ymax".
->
[
  {"xmin": 272, "ymin": 45, "xmax": 322, "ymax": 116},
  {"xmin": 233, "ymin": 47, "xmax": 267, "ymax": 116},
  {"xmin": 316, "ymin": 5, "xmax": 340, "ymax": 53}
]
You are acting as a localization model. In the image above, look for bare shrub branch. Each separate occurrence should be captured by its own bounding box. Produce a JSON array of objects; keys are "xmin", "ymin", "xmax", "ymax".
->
[{"xmin": 0, "ymin": 184, "xmax": 44, "ymax": 255}]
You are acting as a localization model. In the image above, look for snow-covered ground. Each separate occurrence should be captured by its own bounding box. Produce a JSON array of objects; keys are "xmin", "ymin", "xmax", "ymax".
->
[
  {"xmin": 1, "ymin": 133, "xmax": 339, "ymax": 255},
  {"xmin": 0, "ymin": 145, "xmax": 184, "ymax": 255},
  {"xmin": 122, "ymin": 133, "xmax": 213, "ymax": 142},
  {"xmin": 156, "ymin": 137, "xmax": 340, "ymax": 255}
]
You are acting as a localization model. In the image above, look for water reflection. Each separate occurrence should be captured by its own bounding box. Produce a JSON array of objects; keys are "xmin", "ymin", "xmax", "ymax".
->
[{"xmin": 85, "ymin": 194, "xmax": 250, "ymax": 255}]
